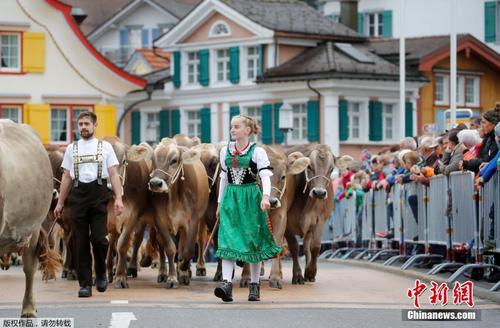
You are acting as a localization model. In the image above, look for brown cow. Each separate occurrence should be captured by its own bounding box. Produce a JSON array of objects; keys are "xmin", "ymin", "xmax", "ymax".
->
[
  {"xmin": 44, "ymin": 146, "xmax": 76, "ymax": 280},
  {"xmin": 285, "ymin": 144, "xmax": 335, "ymax": 284},
  {"xmin": 148, "ymin": 138, "xmax": 209, "ymax": 286},
  {"xmin": 0, "ymin": 120, "xmax": 60, "ymax": 317},
  {"xmin": 192, "ymin": 142, "xmax": 226, "ymax": 280},
  {"xmin": 113, "ymin": 143, "xmax": 159, "ymax": 289},
  {"xmin": 239, "ymin": 146, "xmax": 310, "ymax": 288}
]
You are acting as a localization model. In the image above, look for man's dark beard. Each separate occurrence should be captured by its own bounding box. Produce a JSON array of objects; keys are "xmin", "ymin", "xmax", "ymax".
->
[{"xmin": 80, "ymin": 130, "xmax": 94, "ymax": 140}]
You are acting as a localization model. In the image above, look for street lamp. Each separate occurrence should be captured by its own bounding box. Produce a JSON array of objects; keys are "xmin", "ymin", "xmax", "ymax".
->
[{"xmin": 279, "ymin": 102, "xmax": 293, "ymax": 146}]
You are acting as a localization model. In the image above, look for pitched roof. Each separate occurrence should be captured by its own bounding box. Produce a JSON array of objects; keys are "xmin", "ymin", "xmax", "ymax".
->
[
  {"xmin": 369, "ymin": 34, "xmax": 500, "ymax": 73},
  {"xmin": 135, "ymin": 48, "xmax": 171, "ymax": 70},
  {"xmin": 368, "ymin": 34, "xmax": 469, "ymax": 62},
  {"xmin": 62, "ymin": 0, "xmax": 200, "ymax": 36},
  {"xmin": 154, "ymin": 0, "xmax": 202, "ymax": 19},
  {"xmin": 61, "ymin": 0, "xmax": 131, "ymax": 35},
  {"xmin": 259, "ymin": 41, "xmax": 425, "ymax": 83},
  {"xmin": 220, "ymin": 0, "xmax": 362, "ymax": 40}
]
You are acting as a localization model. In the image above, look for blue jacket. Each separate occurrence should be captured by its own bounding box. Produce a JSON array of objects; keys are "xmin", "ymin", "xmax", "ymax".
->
[
  {"xmin": 387, "ymin": 166, "xmax": 406, "ymax": 186},
  {"xmin": 479, "ymin": 151, "xmax": 500, "ymax": 183}
]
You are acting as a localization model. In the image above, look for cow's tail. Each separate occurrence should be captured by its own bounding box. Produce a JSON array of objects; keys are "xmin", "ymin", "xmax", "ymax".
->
[{"xmin": 36, "ymin": 227, "xmax": 62, "ymax": 281}]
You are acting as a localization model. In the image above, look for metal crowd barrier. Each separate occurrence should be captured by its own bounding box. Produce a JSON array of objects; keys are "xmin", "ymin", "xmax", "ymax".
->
[
  {"xmin": 383, "ymin": 182, "xmax": 419, "ymax": 266},
  {"xmin": 444, "ymin": 170, "xmax": 500, "ymax": 290},
  {"xmin": 329, "ymin": 196, "xmax": 358, "ymax": 258},
  {"xmin": 329, "ymin": 169, "xmax": 500, "ymax": 291}
]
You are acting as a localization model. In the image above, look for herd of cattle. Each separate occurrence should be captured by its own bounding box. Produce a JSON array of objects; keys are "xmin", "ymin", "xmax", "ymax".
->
[{"xmin": 0, "ymin": 120, "xmax": 337, "ymax": 317}]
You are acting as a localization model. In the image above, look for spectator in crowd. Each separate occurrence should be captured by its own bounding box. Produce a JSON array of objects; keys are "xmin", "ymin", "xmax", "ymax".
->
[
  {"xmin": 435, "ymin": 134, "xmax": 447, "ymax": 160},
  {"xmin": 470, "ymin": 115, "xmax": 481, "ymax": 130},
  {"xmin": 458, "ymin": 129, "xmax": 482, "ymax": 161},
  {"xmin": 462, "ymin": 107, "xmax": 500, "ymax": 173},
  {"xmin": 477, "ymin": 122, "xmax": 500, "ymax": 251},
  {"xmin": 439, "ymin": 129, "xmax": 465, "ymax": 175},
  {"xmin": 419, "ymin": 136, "xmax": 439, "ymax": 167},
  {"xmin": 399, "ymin": 137, "xmax": 417, "ymax": 151},
  {"xmin": 397, "ymin": 151, "xmax": 422, "ymax": 227},
  {"xmin": 344, "ymin": 171, "xmax": 367, "ymax": 246}
]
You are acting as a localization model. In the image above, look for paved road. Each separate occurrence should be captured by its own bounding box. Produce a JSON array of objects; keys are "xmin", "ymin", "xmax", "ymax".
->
[{"xmin": 0, "ymin": 261, "xmax": 499, "ymax": 327}]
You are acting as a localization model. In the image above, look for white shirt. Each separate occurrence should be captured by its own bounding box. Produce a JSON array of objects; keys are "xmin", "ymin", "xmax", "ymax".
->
[
  {"xmin": 218, "ymin": 143, "xmax": 273, "ymax": 203},
  {"xmin": 61, "ymin": 138, "xmax": 119, "ymax": 183}
]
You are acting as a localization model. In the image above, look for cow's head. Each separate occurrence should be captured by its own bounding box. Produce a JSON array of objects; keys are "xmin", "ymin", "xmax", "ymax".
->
[
  {"xmin": 148, "ymin": 139, "xmax": 200, "ymax": 193},
  {"xmin": 193, "ymin": 142, "xmax": 226, "ymax": 192},
  {"xmin": 46, "ymin": 145, "xmax": 65, "ymax": 203},
  {"xmin": 266, "ymin": 147, "xmax": 310, "ymax": 209},
  {"xmin": 105, "ymin": 136, "xmax": 128, "ymax": 191},
  {"xmin": 303, "ymin": 144, "xmax": 335, "ymax": 199}
]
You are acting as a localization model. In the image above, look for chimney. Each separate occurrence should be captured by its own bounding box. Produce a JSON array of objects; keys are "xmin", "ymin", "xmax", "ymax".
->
[
  {"xmin": 71, "ymin": 7, "xmax": 87, "ymax": 26},
  {"xmin": 339, "ymin": 0, "xmax": 358, "ymax": 32}
]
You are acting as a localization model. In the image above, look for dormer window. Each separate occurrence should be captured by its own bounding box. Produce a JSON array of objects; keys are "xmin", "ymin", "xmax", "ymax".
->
[{"xmin": 209, "ymin": 21, "xmax": 231, "ymax": 37}]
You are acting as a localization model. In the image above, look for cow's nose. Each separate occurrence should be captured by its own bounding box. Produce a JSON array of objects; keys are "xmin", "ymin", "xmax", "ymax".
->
[
  {"xmin": 148, "ymin": 179, "xmax": 162, "ymax": 189},
  {"xmin": 312, "ymin": 189, "xmax": 327, "ymax": 198},
  {"xmin": 269, "ymin": 198, "xmax": 278, "ymax": 207}
]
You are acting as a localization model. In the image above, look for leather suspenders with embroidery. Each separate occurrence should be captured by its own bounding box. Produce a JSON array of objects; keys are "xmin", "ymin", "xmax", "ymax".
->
[{"xmin": 72, "ymin": 140, "xmax": 104, "ymax": 187}]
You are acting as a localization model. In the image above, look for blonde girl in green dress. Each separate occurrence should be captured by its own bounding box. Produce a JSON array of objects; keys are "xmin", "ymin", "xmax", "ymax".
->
[{"xmin": 214, "ymin": 115, "xmax": 282, "ymax": 302}]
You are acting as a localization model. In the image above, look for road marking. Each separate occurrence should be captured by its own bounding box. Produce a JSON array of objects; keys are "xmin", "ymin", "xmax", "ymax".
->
[
  {"xmin": 111, "ymin": 300, "xmax": 129, "ymax": 304},
  {"xmin": 109, "ymin": 312, "xmax": 137, "ymax": 328}
]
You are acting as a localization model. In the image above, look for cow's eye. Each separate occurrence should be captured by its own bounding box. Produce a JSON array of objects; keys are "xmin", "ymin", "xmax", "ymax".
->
[
  {"xmin": 281, "ymin": 175, "xmax": 286, "ymax": 180},
  {"xmin": 171, "ymin": 158, "xmax": 177, "ymax": 164}
]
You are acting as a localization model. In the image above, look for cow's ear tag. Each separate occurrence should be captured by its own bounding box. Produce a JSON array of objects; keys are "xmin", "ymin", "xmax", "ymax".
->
[{"xmin": 289, "ymin": 157, "xmax": 310, "ymax": 175}]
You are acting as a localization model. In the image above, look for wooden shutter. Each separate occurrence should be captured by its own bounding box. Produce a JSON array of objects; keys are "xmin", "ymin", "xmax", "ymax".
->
[
  {"xmin": 199, "ymin": 49, "xmax": 210, "ymax": 86},
  {"xmin": 369, "ymin": 101, "xmax": 383, "ymax": 141},
  {"xmin": 200, "ymin": 107, "xmax": 211, "ymax": 143},
  {"xmin": 261, "ymin": 104, "xmax": 273, "ymax": 144},
  {"xmin": 131, "ymin": 111, "xmax": 141, "ymax": 145},
  {"xmin": 307, "ymin": 100, "xmax": 319, "ymax": 142},
  {"xmin": 229, "ymin": 47, "xmax": 240, "ymax": 84},
  {"xmin": 339, "ymin": 99, "xmax": 349, "ymax": 141}
]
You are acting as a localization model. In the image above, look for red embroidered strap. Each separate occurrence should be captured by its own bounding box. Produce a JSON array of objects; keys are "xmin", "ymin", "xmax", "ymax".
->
[{"xmin": 232, "ymin": 142, "xmax": 250, "ymax": 168}]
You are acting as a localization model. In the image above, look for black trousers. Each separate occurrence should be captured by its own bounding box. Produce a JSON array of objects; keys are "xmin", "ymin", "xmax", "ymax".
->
[{"xmin": 68, "ymin": 180, "xmax": 110, "ymax": 288}]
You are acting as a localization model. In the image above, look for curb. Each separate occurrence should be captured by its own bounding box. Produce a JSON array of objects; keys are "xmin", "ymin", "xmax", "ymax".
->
[{"xmin": 327, "ymin": 258, "xmax": 500, "ymax": 305}]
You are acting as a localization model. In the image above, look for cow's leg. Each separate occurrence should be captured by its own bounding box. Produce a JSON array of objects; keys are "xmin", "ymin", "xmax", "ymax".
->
[
  {"xmin": 196, "ymin": 220, "xmax": 207, "ymax": 277},
  {"xmin": 303, "ymin": 230, "xmax": 313, "ymax": 270},
  {"xmin": 106, "ymin": 231, "xmax": 118, "ymax": 283},
  {"xmin": 155, "ymin": 221, "xmax": 179, "ymax": 289},
  {"xmin": 21, "ymin": 233, "xmax": 39, "ymax": 318},
  {"xmin": 178, "ymin": 218, "xmax": 198, "ymax": 285},
  {"xmin": 269, "ymin": 211, "xmax": 286, "ymax": 289},
  {"xmin": 127, "ymin": 222, "xmax": 146, "ymax": 278},
  {"xmin": 114, "ymin": 214, "xmax": 139, "ymax": 289},
  {"xmin": 240, "ymin": 263, "xmax": 251, "ymax": 287},
  {"xmin": 140, "ymin": 225, "xmax": 155, "ymax": 268},
  {"xmin": 157, "ymin": 248, "xmax": 167, "ymax": 283},
  {"xmin": 304, "ymin": 220, "xmax": 324, "ymax": 282},
  {"xmin": 285, "ymin": 229, "xmax": 304, "ymax": 285}
]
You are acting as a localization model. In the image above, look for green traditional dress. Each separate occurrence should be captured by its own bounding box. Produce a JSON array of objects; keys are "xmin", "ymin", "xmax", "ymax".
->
[{"xmin": 216, "ymin": 142, "xmax": 282, "ymax": 263}]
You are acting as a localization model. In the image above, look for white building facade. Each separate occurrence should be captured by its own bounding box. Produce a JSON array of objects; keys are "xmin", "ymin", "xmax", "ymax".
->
[{"xmin": 321, "ymin": 0, "xmax": 500, "ymax": 53}]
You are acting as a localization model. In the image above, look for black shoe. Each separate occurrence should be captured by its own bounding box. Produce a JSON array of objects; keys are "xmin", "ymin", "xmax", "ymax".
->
[
  {"xmin": 214, "ymin": 280, "xmax": 233, "ymax": 302},
  {"xmin": 78, "ymin": 286, "xmax": 92, "ymax": 298},
  {"xmin": 96, "ymin": 276, "xmax": 107, "ymax": 293},
  {"xmin": 248, "ymin": 282, "xmax": 260, "ymax": 301}
]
